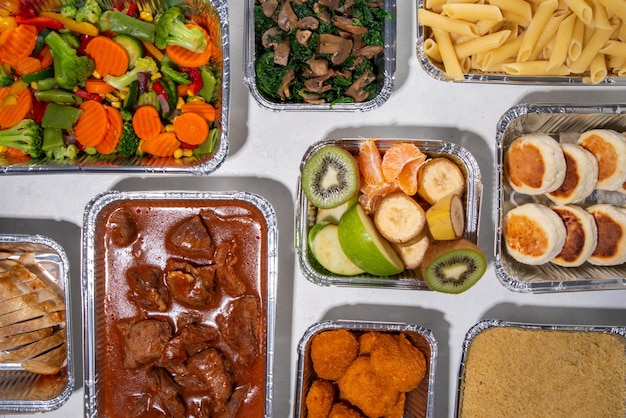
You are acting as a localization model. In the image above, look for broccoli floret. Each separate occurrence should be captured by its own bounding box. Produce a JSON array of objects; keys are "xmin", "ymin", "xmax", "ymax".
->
[
  {"xmin": 75, "ymin": 0, "xmax": 102, "ymax": 24},
  {"xmin": 119, "ymin": 108, "xmax": 132, "ymax": 122},
  {"xmin": 0, "ymin": 66, "xmax": 14, "ymax": 87},
  {"xmin": 116, "ymin": 123, "xmax": 139, "ymax": 157},
  {"xmin": 44, "ymin": 31, "xmax": 95, "ymax": 90},
  {"xmin": 0, "ymin": 119, "xmax": 43, "ymax": 158},
  {"xmin": 103, "ymin": 56, "xmax": 158, "ymax": 90},
  {"xmin": 61, "ymin": 3, "xmax": 77, "ymax": 19},
  {"xmin": 45, "ymin": 143, "xmax": 79, "ymax": 160},
  {"xmin": 155, "ymin": 6, "xmax": 207, "ymax": 52},
  {"xmin": 160, "ymin": 61, "xmax": 190, "ymax": 85}
]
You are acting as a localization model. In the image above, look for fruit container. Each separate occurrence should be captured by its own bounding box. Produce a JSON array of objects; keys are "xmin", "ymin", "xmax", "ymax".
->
[
  {"xmin": 0, "ymin": 234, "xmax": 74, "ymax": 413},
  {"xmin": 243, "ymin": 0, "xmax": 397, "ymax": 111},
  {"xmin": 455, "ymin": 319, "xmax": 626, "ymax": 417},
  {"xmin": 0, "ymin": 0, "xmax": 229, "ymax": 175},
  {"xmin": 416, "ymin": 0, "xmax": 626, "ymax": 85},
  {"xmin": 82, "ymin": 190, "xmax": 277, "ymax": 417},
  {"xmin": 295, "ymin": 138, "xmax": 482, "ymax": 290},
  {"xmin": 295, "ymin": 320, "xmax": 437, "ymax": 418},
  {"xmin": 496, "ymin": 103, "xmax": 626, "ymax": 293}
]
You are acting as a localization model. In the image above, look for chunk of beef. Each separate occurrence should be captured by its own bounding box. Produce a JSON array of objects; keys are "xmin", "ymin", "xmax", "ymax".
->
[
  {"xmin": 147, "ymin": 367, "xmax": 186, "ymax": 418},
  {"xmin": 218, "ymin": 296, "xmax": 260, "ymax": 365},
  {"xmin": 126, "ymin": 265, "xmax": 171, "ymax": 312},
  {"xmin": 117, "ymin": 319, "xmax": 173, "ymax": 369},
  {"xmin": 166, "ymin": 215, "xmax": 214, "ymax": 258},
  {"xmin": 214, "ymin": 384, "xmax": 251, "ymax": 418},
  {"xmin": 107, "ymin": 207, "xmax": 138, "ymax": 247},
  {"xmin": 158, "ymin": 323, "xmax": 219, "ymax": 372},
  {"xmin": 187, "ymin": 348, "xmax": 234, "ymax": 410},
  {"xmin": 165, "ymin": 259, "xmax": 216, "ymax": 308},
  {"xmin": 214, "ymin": 240, "xmax": 246, "ymax": 297}
]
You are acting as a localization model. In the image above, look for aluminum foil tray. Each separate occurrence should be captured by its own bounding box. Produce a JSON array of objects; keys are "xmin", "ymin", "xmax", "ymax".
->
[
  {"xmin": 82, "ymin": 190, "xmax": 278, "ymax": 417},
  {"xmin": 295, "ymin": 320, "xmax": 437, "ymax": 418},
  {"xmin": 455, "ymin": 319, "xmax": 626, "ymax": 417},
  {"xmin": 495, "ymin": 103, "xmax": 626, "ymax": 293},
  {"xmin": 0, "ymin": 0, "xmax": 229, "ymax": 175},
  {"xmin": 0, "ymin": 234, "xmax": 73, "ymax": 413},
  {"xmin": 295, "ymin": 138, "xmax": 482, "ymax": 290},
  {"xmin": 243, "ymin": 0, "xmax": 397, "ymax": 111}
]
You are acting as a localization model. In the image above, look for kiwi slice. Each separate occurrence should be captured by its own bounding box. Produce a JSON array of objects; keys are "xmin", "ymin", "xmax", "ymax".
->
[
  {"xmin": 301, "ymin": 145, "xmax": 359, "ymax": 209},
  {"xmin": 420, "ymin": 238, "xmax": 486, "ymax": 294}
]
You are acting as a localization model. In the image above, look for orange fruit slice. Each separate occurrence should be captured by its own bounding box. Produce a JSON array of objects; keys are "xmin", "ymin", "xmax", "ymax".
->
[
  {"xmin": 381, "ymin": 143, "xmax": 426, "ymax": 183},
  {"xmin": 359, "ymin": 138, "xmax": 385, "ymax": 186},
  {"xmin": 397, "ymin": 158, "xmax": 423, "ymax": 196}
]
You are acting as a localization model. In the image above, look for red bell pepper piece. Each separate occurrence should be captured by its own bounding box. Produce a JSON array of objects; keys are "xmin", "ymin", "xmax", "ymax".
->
[
  {"xmin": 152, "ymin": 81, "xmax": 168, "ymax": 100},
  {"xmin": 126, "ymin": 3, "xmax": 138, "ymax": 17},
  {"xmin": 179, "ymin": 67, "xmax": 203, "ymax": 95},
  {"xmin": 76, "ymin": 89, "xmax": 103, "ymax": 103},
  {"xmin": 15, "ymin": 16, "xmax": 64, "ymax": 30},
  {"xmin": 32, "ymin": 100, "xmax": 48, "ymax": 125}
]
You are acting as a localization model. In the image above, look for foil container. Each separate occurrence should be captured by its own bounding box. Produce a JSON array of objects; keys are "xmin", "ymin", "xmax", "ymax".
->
[
  {"xmin": 295, "ymin": 320, "xmax": 437, "ymax": 418},
  {"xmin": 495, "ymin": 103, "xmax": 626, "ymax": 293},
  {"xmin": 295, "ymin": 138, "xmax": 482, "ymax": 290},
  {"xmin": 243, "ymin": 0, "xmax": 397, "ymax": 111},
  {"xmin": 455, "ymin": 319, "xmax": 626, "ymax": 417},
  {"xmin": 0, "ymin": 234, "xmax": 74, "ymax": 413},
  {"xmin": 0, "ymin": 0, "xmax": 229, "ymax": 175},
  {"xmin": 82, "ymin": 190, "xmax": 278, "ymax": 417}
]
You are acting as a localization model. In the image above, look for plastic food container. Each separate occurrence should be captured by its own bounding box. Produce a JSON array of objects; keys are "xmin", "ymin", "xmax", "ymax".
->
[
  {"xmin": 0, "ymin": 234, "xmax": 74, "ymax": 413},
  {"xmin": 295, "ymin": 138, "xmax": 482, "ymax": 290},
  {"xmin": 243, "ymin": 0, "xmax": 397, "ymax": 111},
  {"xmin": 295, "ymin": 320, "xmax": 437, "ymax": 418},
  {"xmin": 0, "ymin": 0, "xmax": 229, "ymax": 175},
  {"xmin": 82, "ymin": 190, "xmax": 277, "ymax": 417},
  {"xmin": 495, "ymin": 103, "xmax": 626, "ymax": 293},
  {"xmin": 455, "ymin": 319, "xmax": 626, "ymax": 417}
]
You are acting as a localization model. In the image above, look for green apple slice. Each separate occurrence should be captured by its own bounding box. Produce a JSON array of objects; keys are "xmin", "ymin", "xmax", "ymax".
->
[
  {"xmin": 315, "ymin": 194, "xmax": 359, "ymax": 224},
  {"xmin": 308, "ymin": 222, "xmax": 365, "ymax": 276},
  {"xmin": 338, "ymin": 203, "xmax": 404, "ymax": 276}
]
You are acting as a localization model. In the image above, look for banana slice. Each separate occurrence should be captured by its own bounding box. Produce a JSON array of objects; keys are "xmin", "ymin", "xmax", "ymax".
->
[
  {"xmin": 374, "ymin": 192, "xmax": 426, "ymax": 244},
  {"xmin": 551, "ymin": 205, "xmax": 598, "ymax": 267},
  {"xmin": 416, "ymin": 158, "xmax": 466, "ymax": 205},
  {"xmin": 425, "ymin": 193, "xmax": 464, "ymax": 240},
  {"xmin": 578, "ymin": 129, "xmax": 626, "ymax": 191},
  {"xmin": 392, "ymin": 232, "xmax": 431, "ymax": 269},
  {"xmin": 586, "ymin": 204, "xmax": 626, "ymax": 266},
  {"xmin": 546, "ymin": 143, "xmax": 598, "ymax": 204}
]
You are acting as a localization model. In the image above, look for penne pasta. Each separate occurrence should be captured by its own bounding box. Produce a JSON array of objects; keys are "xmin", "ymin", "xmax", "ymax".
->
[
  {"xmin": 432, "ymin": 28, "xmax": 465, "ymax": 80},
  {"xmin": 548, "ymin": 13, "xmax": 577, "ymax": 70},
  {"xmin": 517, "ymin": 0, "xmax": 559, "ymax": 62},
  {"xmin": 592, "ymin": 0, "xmax": 612, "ymax": 30},
  {"xmin": 488, "ymin": 0, "xmax": 533, "ymax": 22},
  {"xmin": 418, "ymin": 9, "xmax": 480, "ymax": 38},
  {"xmin": 424, "ymin": 38, "xmax": 443, "ymax": 62},
  {"xmin": 441, "ymin": 4, "xmax": 503, "ymax": 22},
  {"xmin": 587, "ymin": 53, "xmax": 608, "ymax": 83},
  {"xmin": 568, "ymin": 17, "xmax": 586, "ymax": 61},
  {"xmin": 599, "ymin": 40, "xmax": 626, "ymax": 57},
  {"xmin": 597, "ymin": 0, "xmax": 626, "ymax": 23},
  {"xmin": 562, "ymin": 0, "xmax": 594, "ymax": 27},
  {"xmin": 501, "ymin": 60, "xmax": 570, "ymax": 75},
  {"xmin": 608, "ymin": 54, "xmax": 626, "ymax": 69},
  {"xmin": 569, "ymin": 25, "xmax": 616, "ymax": 73},
  {"xmin": 482, "ymin": 33, "xmax": 525, "ymax": 68},
  {"xmin": 454, "ymin": 30, "xmax": 511, "ymax": 59},
  {"xmin": 528, "ymin": 10, "xmax": 570, "ymax": 61}
]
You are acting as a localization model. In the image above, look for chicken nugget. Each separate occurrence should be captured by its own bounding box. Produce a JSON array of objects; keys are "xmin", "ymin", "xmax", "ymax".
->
[
  {"xmin": 329, "ymin": 402, "xmax": 365, "ymax": 418},
  {"xmin": 306, "ymin": 379, "xmax": 335, "ymax": 418},
  {"xmin": 338, "ymin": 356, "xmax": 400, "ymax": 418},
  {"xmin": 385, "ymin": 391, "xmax": 406, "ymax": 418},
  {"xmin": 370, "ymin": 333, "xmax": 427, "ymax": 392},
  {"xmin": 358, "ymin": 331, "xmax": 381, "ymax": 356},
  {"xmin": 310, "ymin": 329, "xmax": 359, "ymax": 380}
]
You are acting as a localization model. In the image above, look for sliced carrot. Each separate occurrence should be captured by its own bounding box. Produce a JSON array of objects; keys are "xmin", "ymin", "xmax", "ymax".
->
[
  {"xmin": 4, "ymin": 146, "xmax": 29, "ymax": 159},
  {"xmin": 85, "ymin": 78, "xmax": 115, "ymax": 95},
  {"xmin": 37, "ymin": 45, "xmax": 53, "ymax": 69},
  {"xmin": 0, "ymin": 88, "xmax": 32, "ymax": 129},
  {"xmin": 73, "ymin": 100, "xmax": 108, "ymax": 147},
  {"xmin": 132, "ymin": 105, "xmax": 163, "ymax": 141},
  {"xmin": 166, "ymin": 24, "xmax": 212, "ymax": 68},
  {"xmin": 140, "ymin": 40, "xmax": 164, "ymax": 61},
  {"xmin": 173, "ymin": 112, "xmax": 208, "ymax": 145},
  {"xmin": 15, "ymin": 56, "xmax": 42, "ymax": 76},
  {"xmin": 96, "ymin": 106, "xmax": 123, "ymax": 154},
  {"xmin": 85, "ymin": 35, "xmax": 130, "ymax": 77},
  {"xmin": 0, "ymin": 24, "xmax": 38, "ymax": 67},
  {"xmin": 140, "ymin": 131, "xmax": 180, "ymax": 157},
  {"xmin": 180, "ymin": 102, "xmax": 215, "ymax": 122}
]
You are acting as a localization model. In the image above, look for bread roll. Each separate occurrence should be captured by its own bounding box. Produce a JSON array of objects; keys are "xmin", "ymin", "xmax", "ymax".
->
[
  {"xmin": 505, "ymin": 134, "xmax": 566, "ymax": 195},
  {"xmin": 504, "ymin": 203, "xmax": 566, "ymax": 265},
  {"xmin": 551, "ymin": 205, "xmax": 598, "ymax": 267},
  {"xmin": 586, "ymin": 204, "xmax": 626, "ymax": 266},
  {"xmin": 577, "ymin": 129, "xmax": 626, "ymax": 191},
  {"xmin": 546, "ymin": 143, "xmax": 598, "ymax": 204}
]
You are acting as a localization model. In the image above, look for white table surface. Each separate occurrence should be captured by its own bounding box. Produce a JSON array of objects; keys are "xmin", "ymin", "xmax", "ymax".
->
[{"xmin": 2, "ymin": 2, "xmax": 626, "ymax": 417}]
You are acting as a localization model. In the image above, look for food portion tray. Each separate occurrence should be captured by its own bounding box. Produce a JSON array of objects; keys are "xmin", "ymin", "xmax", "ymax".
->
[
  {"xmin": 82, "ymin": 190, "xmax": 277, "ymax": 417},
  {"xmin": 495, "ymin": 103, "xmax": 626, "ymax": 293},
  {"xmin": 0, "ymin": 234, "xmax": 73, "ymax": 413}
]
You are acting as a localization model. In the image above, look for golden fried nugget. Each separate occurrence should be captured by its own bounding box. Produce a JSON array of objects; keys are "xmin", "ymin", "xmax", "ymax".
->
[
  {"xmin": 385, "ymin": 391, "xmax": 406, "ymax": 418},
  {"xmin": 329, "ymin": 402, "xmax": 365, "ymax": 418},
  {"xmin": 310, "ymin": 329, "xmax": 359, "ymax": 381},
  {"xmin": 306, "ymin": 379, "xmax": 335, "ymax": 418},
  {"xmin": 370, "ymin": 333, "xmax": 427, "ymax": 392},
  {"xmin": 358, "ymin": 331, "xmax": 381, "ymax": 356},
  {"xmin": 338, "ymin": 356, "xmax": 400, "ymax": 418}
]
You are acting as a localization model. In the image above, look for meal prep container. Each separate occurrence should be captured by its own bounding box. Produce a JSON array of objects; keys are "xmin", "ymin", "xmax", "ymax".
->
[
  {"xmin": 0, "ymin": 234, "xmax": 73, "ymax": 413},
  {"xmin": 455, "ymin": 319, "xmax": 626, "ymax": 417},
  {"xmin": 0, "ymin": 0, "xmax": 229, "ymax": 175},
  {"xmin": 495, "ymin": 103, "xmax": 626, "ymax": 293},
  {"xmin": 243, "ymin": 0, "xmax": 397, "ymax": 111},
  {"xmin": 82, "ymin": 190, "xmax": 278, "ymax": 417},
  {"xmin": 295, "ymin": 138, "xmax": 482, "ymax": 290},
  {"xmin": 295, "ymin": 319, "xmax": 437, "ymax": 418}
]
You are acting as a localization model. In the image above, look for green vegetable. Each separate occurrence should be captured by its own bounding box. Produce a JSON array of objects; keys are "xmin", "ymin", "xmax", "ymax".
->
[
  {"xmin": 99, "ymin": 10, "xmax": 156, "ymax": 42},
  {"xmin": 34, "ymin": 89, "xmax": 83, "ymax": 105},
  {"xmin": 113, "ymin": 34, "xmax": 143, "ymax": 68},
  {"xmin": 0, "ymin": 119, "xmax": 43, "ymax": 158},
  {"xmin": 60, "ymin": 31, "xmax": 81, "ymax": 49},
  {"xmin": 137, "ymin": 90, "xmax": 158, "ymax": 108},
  {"xmin": 116, "ymin": 122, "xmax": 139, "ymax": 157},
  {"xmin": 154, "ymin": 6, "xmax": 206, "ymax": 52},
  {"xmin": 159, "ymin": 75, "xmax": 177, "ymax": 118},
  {"xmin": 197, "ymin": 68, "xmax": 216, "ymax": 102},
  {"xmin": 0, "ymin": 66, "xmax": 14, "ymax": 87},
  {"xmin": 160, "ymin": 58, "xmax": 190, "ymax": 85},
  {"xmin": 254, "ymin": 51, "xmax": 291, "ymax": 101},
  {"xmin": 192, "ymin": 127, "xmax": 219, "ymax": 155},
  {"xmin": 42, "ymin": 127, "xmax": 64, "ymax": 150},
  {"xmin": 21, "ymin": 67, "xmax": 54, "ymax": 84},
  {"xmin": 123, "ymin": 80, "xmax": 139, "ymax": 110},
  {"xmin": 60, "ymin": 3, "xmax": 77, "ymax": 19},
  {"xmin": 103, "ymin": 56, "xmax": 158, "ymax": 89},
  {"xmin": 35, "ymin": 77, "xmax": 58, "ymax": 91},
  {"xmin": 76, "ymin": 0, "xmax": 102, "ymax": 25},
  {"xmin": 45, "ymin": 143, "xmax": 79, "ymax": 160},
  {"xmin": 41, "ymin": 102, "xmax": 83, "ymax": 129},
  {"xmin": 44, "ymin": 30, "xmax": 95, "ymax": 90},
  {"xmin": 33, "ymin": 27, "xmax": 52, "ymax": 55}
]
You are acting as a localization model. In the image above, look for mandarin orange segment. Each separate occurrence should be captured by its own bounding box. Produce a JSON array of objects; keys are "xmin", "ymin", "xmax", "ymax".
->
[
  {"xmin": 359, "ymin": 138, "xmax": 385, "ymax": 186},
  {"xmin": 381, "ymin": 143, "xmax": 426, "ymax": 183},
  {"xmin": 397, "ymin": 158, "xmax": 423, "ymax": 196}
]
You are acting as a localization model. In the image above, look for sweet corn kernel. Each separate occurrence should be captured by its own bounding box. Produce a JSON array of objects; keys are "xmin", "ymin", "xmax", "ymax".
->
[
  {"xmin": 30, "ymin": 82, "xmax": 37, "ymax": 90},
  {"xmin": 173, "ymin": 148, "xmax": 183, "ymax": 159},
  {"xmin": 105, "ymin": 93, "xmax": 118, "ymax": 102},
  {"xmin": 118, "ymin": 90, "xmax": 128, "ymax": 100},
  {"xmin": 182, "ymin": 149, "xmax": 193, "ymax": 157},
  {"xmin": 0, "ymin": 145, "xmax": 7, "ymax": 153},
  {"xmin": 176, "ymin": 97, "xmax": 185, "ymax": 109},
  {"xmin": 92, "ymin": 70, "xmax": 101, "ymax": 79},
  {"xmin": 140, "ymin": 10, "xmax": 153, "ymax": 22},
  {"xmin": 151, "ymin": 72, "xmax": 162, "ymax": 81},
  {"xmin": 111, "ymin": 101, "xmax": 122, "ymax": 108},
  {"xmin": 165, "ymin": 124, "xmax": 175, "ymax": 132}
]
